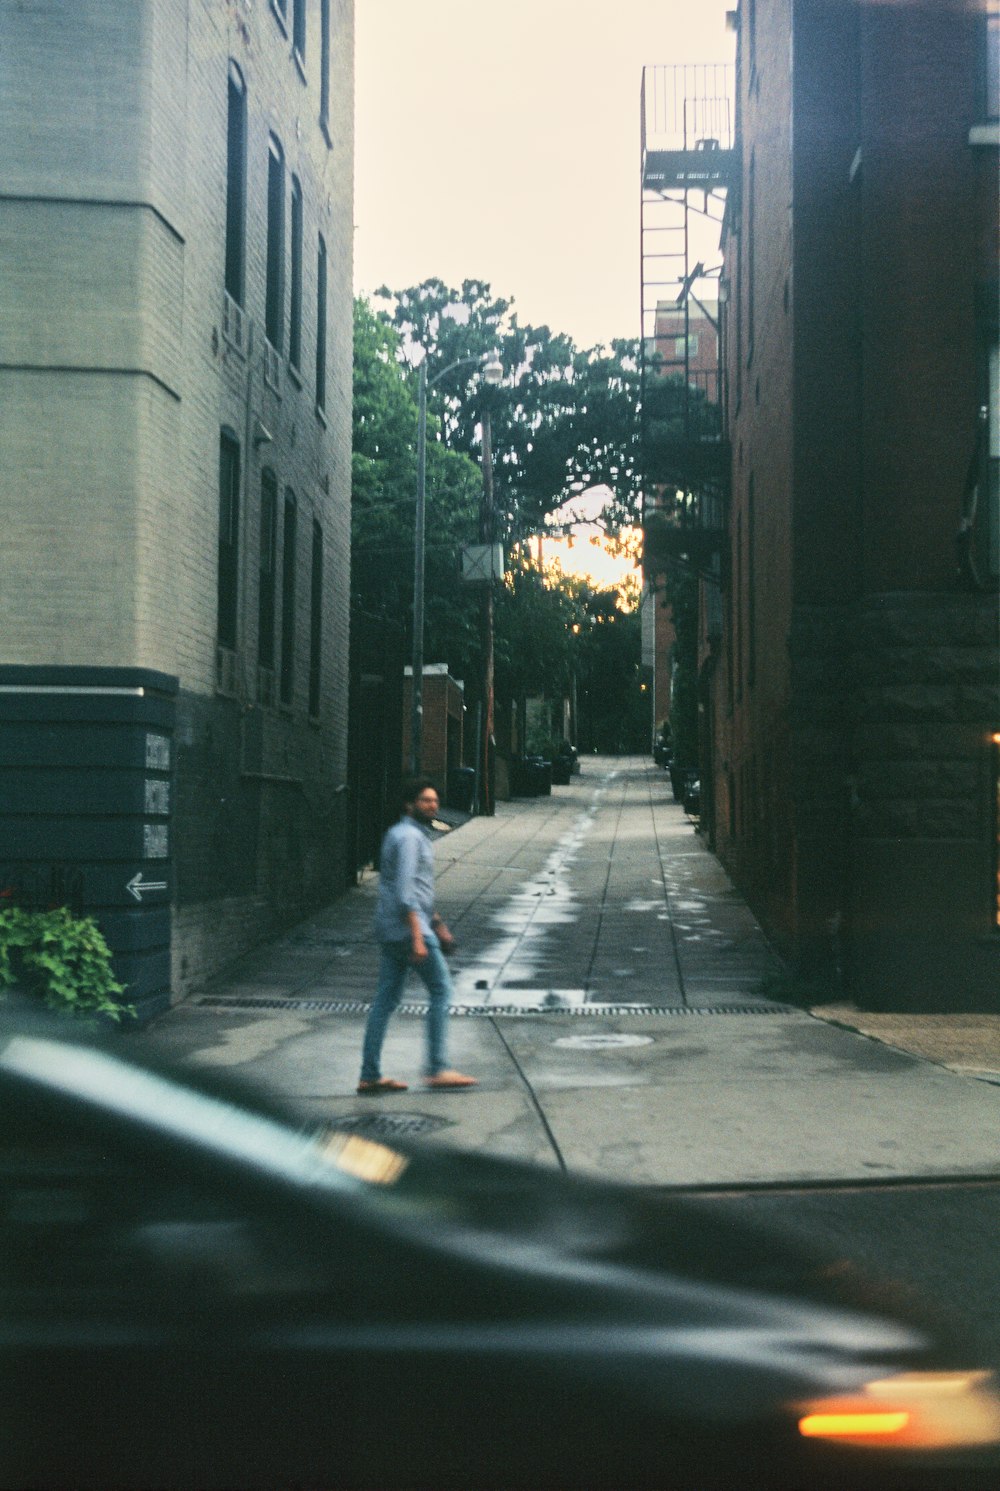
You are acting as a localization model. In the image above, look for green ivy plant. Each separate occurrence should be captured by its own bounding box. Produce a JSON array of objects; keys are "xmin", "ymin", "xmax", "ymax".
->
[{"xmin": 0, "ymin": 905, "xmax": 134, "ymax": 1023}]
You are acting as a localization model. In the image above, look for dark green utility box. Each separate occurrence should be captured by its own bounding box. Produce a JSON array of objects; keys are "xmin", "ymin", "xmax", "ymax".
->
[{"xmin": 0, "ymin": 666, "xmax": 177, "ymax": 1022}]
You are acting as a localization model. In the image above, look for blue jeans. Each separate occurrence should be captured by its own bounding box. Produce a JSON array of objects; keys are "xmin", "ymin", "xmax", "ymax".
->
[{"xmin": 359, "ymin": 932, "xmax": 452, "ymax": 1082}]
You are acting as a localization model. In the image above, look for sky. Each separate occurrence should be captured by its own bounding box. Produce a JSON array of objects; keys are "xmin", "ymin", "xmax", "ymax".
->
[{"xmin": 354, "ymin": 0, "xmax": 735, "ymax": 352}]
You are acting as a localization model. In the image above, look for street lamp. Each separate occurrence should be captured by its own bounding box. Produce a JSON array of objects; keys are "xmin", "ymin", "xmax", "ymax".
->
[{"xmin": 410, "ymin": 351, "xmax": 503, "ymax": 776}]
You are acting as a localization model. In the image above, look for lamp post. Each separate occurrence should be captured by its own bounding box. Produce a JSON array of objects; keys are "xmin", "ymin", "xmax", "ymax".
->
[
  {"xmin": 479, "ymin": 403, "xmax": 496, "ymax": 816},
  {"xmin": 410, "ymin": 351, "xmax": 503, "ymax": 776}
]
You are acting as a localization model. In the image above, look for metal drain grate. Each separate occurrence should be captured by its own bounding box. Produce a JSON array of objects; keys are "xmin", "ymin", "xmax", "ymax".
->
[
  {"xmin": 329, "ymin": 1112, "xmax": 453, "ymax": 1137},
  {"xmin": 192, "ymin": 995, "xmax": 791, "ymax": 1018}
]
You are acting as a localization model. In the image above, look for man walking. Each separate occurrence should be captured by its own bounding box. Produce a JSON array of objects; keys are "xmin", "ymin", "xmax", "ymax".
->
[{"xmin": 357, "ymin": 777, "xmax": 477, "ymax": 1094}]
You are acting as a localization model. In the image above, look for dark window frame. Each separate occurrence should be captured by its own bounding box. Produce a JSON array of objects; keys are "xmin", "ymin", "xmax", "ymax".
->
[
  {"xmin": 315, "ymin": 233, "xmax": 328, "ymax": 414},
  {"xmin": 224, "ymin": 62, "xmax": 247, "ymax": 306},
  {"xmin": 747, "ymin": 473, "xmax": 757, "ymax": 688},
  {"xmin": 217, "ymin": 430, "xmax": 241, "ymax": 652},
  {"xmin": 746, "ymin": 150, "xmax": 755, "ymax": 368},
  {"xmin": 985, "ymin": 8, "xmax": 999, "ymax": 121},
  {"xmin": 308, "ymin": 519, "xmax": 323, "ymax": 718},
  {"xmin": 735, "ymin": 508, "xmax": 744, "ymax": 703},
  {"xmin": 265, "ymin": 135, "xmax": 285, "ymax": 353},
  {"xmin": 258, "ymin": 470, "xmax": 278, "ymax": 672},
  {"xmin": 280, "ymin": 489, "xmax": 298, "ymax": 707},
  {"xmin": 292, "ymin": 0, "xmax": 306, "ymax": 64},
  {"xmin": 289, "ymin": 176, "xmax": 303, "ymax": 374},
  {"xmin": 320, "ymin": 0, "xmax": 331, "ymax": 141}
]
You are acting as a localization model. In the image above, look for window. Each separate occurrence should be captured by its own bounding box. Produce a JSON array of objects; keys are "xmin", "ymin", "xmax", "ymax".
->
[
  {"xmin": 735, "ymin": 230, "xmax": 744, "ymax": 409},
  {"xmin": 309, "ymin": 520, "xmax": 323, "ymax": 717},
  {"xmin": 280, "ymin": 490, "xmax": 298, "ymax": 706},
  {"xmin": 320, "ymin": 0, "xmax": 331, "ymax": 138},
  {"xmin": 293, "ymin": 0, "xmax": 306, "ymax": 63},
  {"xmin": 674, "ymin": 334, "xmax": 700, "ymax": 357},
  {"xmin": 735, "ymin": 510, "xmax": 744, "ymax": 702},
  {"xmin": 225, "ymin": 63, "xmax": 247, "ymax": 305},
  {"xmin": 747, "ymin": 475, "xmax": 757, "ymax": 688},
  {"xmin": 747, "ymin": 0, "xmax": 757, "ymax": 84},
  {"xmin": 746, "ymin": 151, "xmax": 756, "ymax": 366},
  {"xmin": 987, "ymin": 5, "xmax": 999, "ymax": 120},
  {"xmin": 315, "ymin": 234, "xmax": 327, "ymax": 412},
  {"xmin": 217, "ymin": 431, "xmax": 241, "ymax": 651},
  {"xmin": 258, "ymin": 472, "xmax": 278, "ymax": 671},
  {"xmin": 987, "ymin": 343, "xmax": 999, "ymax": 580},
  {"xmin": 289, "ymin": 177, "xmax": 303, "ymax": 373},
  {"xmin": 265, "ymin": 136, "xmax": 285, "ymax": 353},
  {"xmin": 994, "ymin": 730, "xmax": 1000, "ymax": 930}
]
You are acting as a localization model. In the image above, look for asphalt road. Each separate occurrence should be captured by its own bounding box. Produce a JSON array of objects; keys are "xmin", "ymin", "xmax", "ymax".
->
[{"xmin": 702, "ymin": 1181, "xmax": 1000, "ymax": 1372}]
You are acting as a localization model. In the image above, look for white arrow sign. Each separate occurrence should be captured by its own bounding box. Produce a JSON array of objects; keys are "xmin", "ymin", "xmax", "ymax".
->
[{"xmin": 126, "ymin": 872, "xmax": 168, "ymax": 902}]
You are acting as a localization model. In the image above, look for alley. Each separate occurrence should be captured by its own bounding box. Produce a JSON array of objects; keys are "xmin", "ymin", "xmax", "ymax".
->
[
  {"xmin": 435, "ymin": 757, "xmax": 782, "ymax": 1012},
  {"xmin": 131, "ymin": 758, "xmax": 1000, "ymax": 1189}
]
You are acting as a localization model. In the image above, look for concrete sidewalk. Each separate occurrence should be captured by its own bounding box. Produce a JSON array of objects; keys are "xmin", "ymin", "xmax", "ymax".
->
[{"xmin": 129, "ymin": 758, "xmax": 1000, "ymax": 1189}]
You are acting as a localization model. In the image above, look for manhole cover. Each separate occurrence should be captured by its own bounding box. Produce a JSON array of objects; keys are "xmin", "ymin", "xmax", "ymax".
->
[
  {"xmin": 553, "ymin": 1033, "xmax": 655, "ymax": 1050},
  {"xmin": 330, "ymin": 1112, "xmax": 453, "ymax": 1137}
]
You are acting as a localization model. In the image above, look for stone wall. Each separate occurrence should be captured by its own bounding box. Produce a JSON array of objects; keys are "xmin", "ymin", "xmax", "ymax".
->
[{"xmin": 845, "ymin": 592, "xmax": 998, "ymax": 1011}]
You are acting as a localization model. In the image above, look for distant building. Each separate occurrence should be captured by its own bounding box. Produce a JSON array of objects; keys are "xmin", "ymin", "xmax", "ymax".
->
[
  {"xmin": 651, "ymin": 299, "xmax": 720, "ymax": 404},
  {"xmin": 709, "ymin": 0, "xmax": 999, "ymax": 1009},
  {"xmin": 402, "ymin": 666, "xmax": 466, "ymax": 793},
  {"xmin": 1, "ymin": 1, "xmax": 355, "ymax": 1012}
]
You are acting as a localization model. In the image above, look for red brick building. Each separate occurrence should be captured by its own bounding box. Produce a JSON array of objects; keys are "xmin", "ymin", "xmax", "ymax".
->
[
  {"xmin": 402, "ymin": 666, "xmax": 465, "ymax": 792},
  {"xmin": 707, "ymin": 0, "xmax": 998, "ymax": 1009},
  {"xmin": 652, "ymin": 299, "xmax": 720, "ymax": 404}
]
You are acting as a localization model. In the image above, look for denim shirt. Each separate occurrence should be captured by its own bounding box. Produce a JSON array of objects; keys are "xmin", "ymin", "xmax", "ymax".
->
[{"xmin": 373, "ymin": 815, "xmax": 435, "ymax": 944}]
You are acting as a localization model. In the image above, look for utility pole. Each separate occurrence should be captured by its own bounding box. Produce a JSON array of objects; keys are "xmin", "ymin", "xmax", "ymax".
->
[
  {"xmin": 480, "ymin": 406, "xmax": 496, "ymax": 816},
  {"xmin": 410, "ymin": 352, "xmax": 501, "ymax": 777},
  {"xmin": 409, "ymin": 360, "xmax": 427, "ymax": 774}
]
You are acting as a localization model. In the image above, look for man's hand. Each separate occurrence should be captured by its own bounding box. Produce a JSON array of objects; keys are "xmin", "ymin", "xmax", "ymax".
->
[
  {"xmin": 432, "ymin": 915, "xmax": 455, "ymax": 953},
  {"xmin": 407, "ymin": 909, "xmax": 428, "ymax": 963}
]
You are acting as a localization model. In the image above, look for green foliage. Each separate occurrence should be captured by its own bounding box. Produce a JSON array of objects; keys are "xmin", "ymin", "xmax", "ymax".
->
[
  {"xmin": 372, "ymin": 278, "xmax": 643, "ymax": 541},
  {"xmin": 574, "ymin": 586, "xmax": 649, "ymax": 754},
  {"xmin": 0, "ymin": 906, "xmax": 133, "ymax": 1022},
  {"xmin": 355, "ymin": 282, "xmax": 651, "ymax": 738},
  {"xmin": 494, "ymin": 554, "xmax": 583, "ymax": 702},
  {"xmin": 351, "ymin": 297, "xmax": 484, "ymax": 677}
]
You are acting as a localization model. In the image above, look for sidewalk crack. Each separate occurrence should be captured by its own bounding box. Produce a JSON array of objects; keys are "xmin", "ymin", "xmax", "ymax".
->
[{"xmin": 488, "ymin": 1016, "xmax": 567, "ymax": 1173}]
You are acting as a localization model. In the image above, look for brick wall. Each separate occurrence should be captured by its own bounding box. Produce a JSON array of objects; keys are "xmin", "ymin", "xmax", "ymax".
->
[
  {"xmin": 710, "ymin": 0, "xmax": 998, "ymax": 1007},
  {"xmin": 1, "ymin": 0, "xmax": 355, "ymax": 998},
  {"xmin": 402, "ymin": 670, "xmax": 465, "ymax": 791},
  {"xmin": 712, "ymin": 0, "xmax": 796, "ymax": 942}
]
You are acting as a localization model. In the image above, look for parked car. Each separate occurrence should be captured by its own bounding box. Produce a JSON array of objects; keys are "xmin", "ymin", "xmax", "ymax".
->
[{"xmin": 2, "ymin": 1011, "xmax": 998, "ymax": 1490}]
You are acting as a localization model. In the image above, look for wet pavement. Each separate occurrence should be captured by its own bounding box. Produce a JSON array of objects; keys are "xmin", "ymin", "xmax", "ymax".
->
[{"xmin": 128, "ymin": 757, "xmax": 1000, "ymax": 1188}]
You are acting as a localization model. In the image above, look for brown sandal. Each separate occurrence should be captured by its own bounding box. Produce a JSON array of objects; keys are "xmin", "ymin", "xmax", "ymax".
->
[
  {"xmin": 356, "ymin": 1077, "xmax": 409, "ymax": 1094},
  {"xmin": 424, "ymin": 1070, "xmax": 477, "ymax": 1089}
]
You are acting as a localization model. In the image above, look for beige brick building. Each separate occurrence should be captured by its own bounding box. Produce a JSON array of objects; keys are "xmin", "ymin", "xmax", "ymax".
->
[{"xmin": 1, "ymin": 0, "xmax": 355, "ymax": 1007}]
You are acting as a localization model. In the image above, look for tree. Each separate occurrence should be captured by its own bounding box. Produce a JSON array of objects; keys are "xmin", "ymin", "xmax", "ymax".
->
[
  {"xmin": 373, "ymin": 278, "xmax": 644, "ymax": 541},
  {"xmin": 351, "ymin": 298, "xmax": 484, "ymax": 677},
  {"xmin": 356, "ymin": 283, "xmax": 657, "ymax": 758},
  {"xmin": 573, "ymin": 585, "xmax": 649, "ymax": 755},
  {"xmin": 494, "ymin": 551, "xmax": 582, "ymax": 706}
]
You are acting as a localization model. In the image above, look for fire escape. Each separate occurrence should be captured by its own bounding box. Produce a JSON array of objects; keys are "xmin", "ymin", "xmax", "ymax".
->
[{"xmin": 640, "ymin": 64, "xmax": 734, "ymax": 576}]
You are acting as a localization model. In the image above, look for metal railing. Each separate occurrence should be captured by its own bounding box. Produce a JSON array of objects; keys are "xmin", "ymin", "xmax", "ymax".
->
[{"xmin": 641, "ymin": 63, "xmax": 734, "ymax": 156}]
